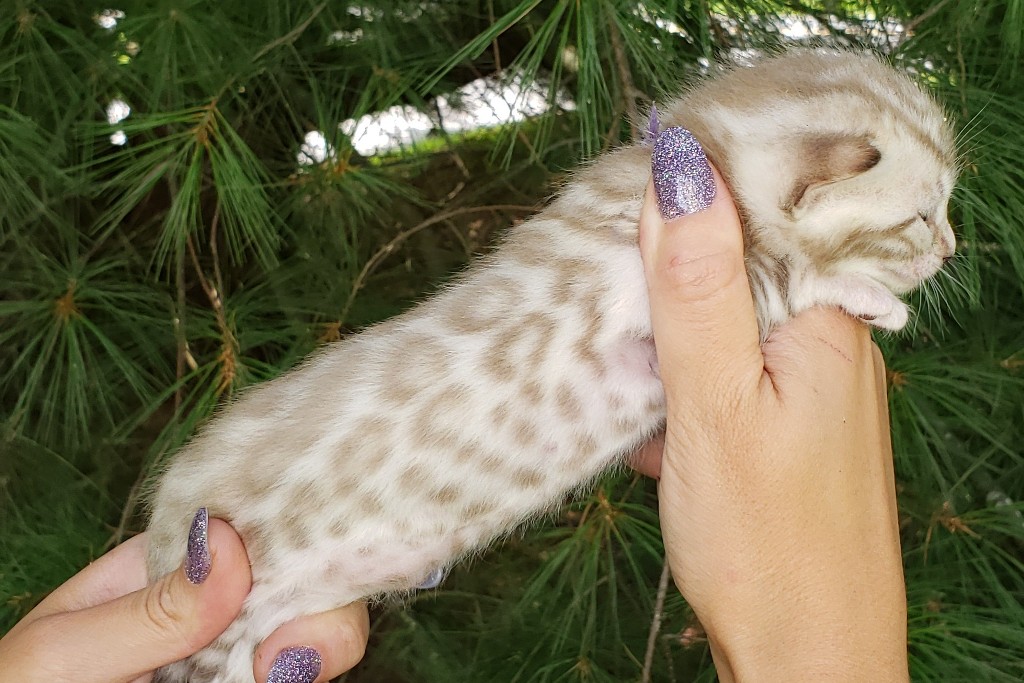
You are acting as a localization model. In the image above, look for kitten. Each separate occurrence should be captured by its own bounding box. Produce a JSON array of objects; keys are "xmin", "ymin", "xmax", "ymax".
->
[{"xmin": 148, "ymin": 49, "xmax": 956, "ymax": 682}]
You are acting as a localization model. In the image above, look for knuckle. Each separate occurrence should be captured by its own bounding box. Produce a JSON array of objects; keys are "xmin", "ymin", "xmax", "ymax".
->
[
  {"xmin": 145, "ymin": 578, "xmax": 183, "ymax": 626},
  {"xmin": 662, "ymin": 250, "xmax": 743, "ymax": 303},
  {"xmin": 143, "ymin": 578, "xmax": 200, "ymax": 652}
]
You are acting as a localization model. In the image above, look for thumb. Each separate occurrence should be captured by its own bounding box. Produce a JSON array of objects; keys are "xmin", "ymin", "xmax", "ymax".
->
[
  {"xmin": 639, "ymin": 127, "xmax": 763, "ymax": 411},
  {"xmin": 37, "ymin": 513, "xmax": 251, "ymax": 682}
]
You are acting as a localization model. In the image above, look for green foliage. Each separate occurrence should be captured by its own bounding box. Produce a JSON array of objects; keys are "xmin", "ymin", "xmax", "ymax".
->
[{"xmin": 1, "ymin": 1, "xmax": 1023, "ymax": 681}]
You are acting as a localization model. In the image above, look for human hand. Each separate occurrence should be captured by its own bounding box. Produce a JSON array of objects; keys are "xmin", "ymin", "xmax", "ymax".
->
[
  {"xmin": 0, "ymin": 511, "xmax": 369, "ymax": 683},
  {"xmin": 634, "ymin": 127, "xmax": 908, "ymax": 681}
]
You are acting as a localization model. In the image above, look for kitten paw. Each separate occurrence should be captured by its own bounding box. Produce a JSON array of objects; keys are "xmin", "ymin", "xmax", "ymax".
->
[
  {"xmin": 837, "ymin": 283, "xmax": 909, "ymax": 331},
  {"xmin": 794, "ymin": 274, "xmax": 910, "ymax": 331},
  {"xmin": 854, "ymin": 301, "xmax": 909, "ymax": 331}
]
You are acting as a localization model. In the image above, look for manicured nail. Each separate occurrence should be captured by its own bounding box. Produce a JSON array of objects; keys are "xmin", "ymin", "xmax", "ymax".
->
[
  {"xmin": 185, "ymin": 507, "xmax": 211, "ymax": 585},
  {"xmin": 267, "ymin": 646, "xmax": 322, "ymax": 683},
  {"xmin": 417, "ymin": 567, "xmax": 446, "ymax": 590},
  {"xmin": 643, "ymin": 103, "xmax": 661, "ymax": 145},
  {"xmin": 651, "ymin": 126, "xmax": 715, "ymax": 219}
]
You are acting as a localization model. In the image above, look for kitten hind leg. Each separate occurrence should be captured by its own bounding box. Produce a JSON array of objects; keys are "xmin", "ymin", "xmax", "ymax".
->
[
  {"xmin": 157, "ymin": 577, "xmax": 364, "ymax": 683},
  {"xmin": 792, "ymin": 273, "xmax": 909, "ymax": 331},
  {"xmin": 152, "ymin": 660, "xmax": 191, "ymax": 683},
  {"xmin": 154, "ymin": 617, "xmax": 263, "ymax": 683}
]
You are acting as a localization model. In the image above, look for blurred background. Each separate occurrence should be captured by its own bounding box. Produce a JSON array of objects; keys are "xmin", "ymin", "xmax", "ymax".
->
[{"xmin": 1, "ymin": 1, "xmax": 1022, "ymax": 680}]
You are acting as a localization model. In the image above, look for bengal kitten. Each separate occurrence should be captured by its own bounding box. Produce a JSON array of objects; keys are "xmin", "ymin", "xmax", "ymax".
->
[{"xmin": 148, "ymin": 49, "xmax": 956, "ymax": 682}]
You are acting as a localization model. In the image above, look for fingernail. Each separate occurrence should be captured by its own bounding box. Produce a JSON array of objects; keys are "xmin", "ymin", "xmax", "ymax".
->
[
  {"xmin": 642, "ymin": 103, "xmax": 661, "ymax": 145},
  {"xmin": 651, "ymin": 127, "xmax": 715, "ymax": 219},
  {"xmin": 416, "ymin": 567, "xmax": 446, "ymax": 590},
  {"xmin": 267, "ymin": 646, "xmax": 322, "ymax": 683},
  {"xmin": 185, "ymin": 507, "xmax": 211, "ymax": 585}
]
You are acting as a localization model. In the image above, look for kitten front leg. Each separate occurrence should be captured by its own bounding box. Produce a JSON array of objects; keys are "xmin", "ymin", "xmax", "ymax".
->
[{"xmin": 791, "ymin": 273, "xmax": 909, "ymax": 331}]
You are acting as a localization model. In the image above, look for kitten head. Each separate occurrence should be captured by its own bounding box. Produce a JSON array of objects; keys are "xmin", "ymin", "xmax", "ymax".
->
[
  {"xmin": 666, "ymin": 49, "xmax": 958, "ymax": 331},
  {"xmin": 781, "ymin": 120, "xmax": 957, "ymax": 296}
]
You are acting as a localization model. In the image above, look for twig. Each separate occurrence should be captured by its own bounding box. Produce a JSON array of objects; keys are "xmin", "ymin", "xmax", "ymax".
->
[
  {"xmin": 205, "ymin": 205, "xmax": 235, "ymax": 390},
  {"xmin": 601, "ymin": 116, "xmax": 623, "ymax": 155},
  {"xmin": 430, "ymin": 99, "xmax": 472, "ymax": 186},
  {"xmin": 209, "ymin": 203, "xmax": 225, "ymax": 300},
  {"xmin": 186, "ymin": 225, "xmax": 238, "ymax": 393},
  {"xmin": 174, "ymin": 243, "xmax": 187, "ymax": 414},
  {"xmin": 437, "ymin": 218, "xmax": 468, "ymax": 257},
  {"xmin": 903, "ymin": 0, "xmax": 953, "ymax": 37},
  {"xmin": 444, "ymin": 179, "xmax": 467, "ymax": 201},
  {"xmin": 185, "ymin": 234, "xmax": 216, "ymax": 308},
  {"xmin": 488, "ymin": 0, "xmax": 502, "ymax": 72},
  {"xmin": 110, "ymin": 455, "xmax": 158, "ymax": 547},
  {"xmin": 183, "ymin": 203, "xmax": 228, "ymax": 337},
  {"xmin": 642, "ymin": 557, "xmax": 672, "ymax": 683},
  {"xmin": 607, "ymin": 14, "xmax": 641, "ymax": 141},
  {"xmin": 251, "ymin": 1, "xmax": 328, "ymax": 62},
  {"xmin": 339, "ymin": 204, "xmax": 536, "ymax": 324},
  {"xmin": 956, "ymin": 24, "xmax": 969, "ymax": 119}
]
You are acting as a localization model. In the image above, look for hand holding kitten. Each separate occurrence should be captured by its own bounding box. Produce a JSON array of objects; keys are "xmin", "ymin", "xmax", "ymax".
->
[
  {"xmin": 0, "ymin": 519, "xmax": 369, "ymax": 683},
  {"xmin": 638, "ymin": 157, "xmax": 908, "ymax": 681}
]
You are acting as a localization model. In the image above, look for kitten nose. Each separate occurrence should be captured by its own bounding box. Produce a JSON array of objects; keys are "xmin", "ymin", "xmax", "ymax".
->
[
  {"xmin": 935, "ymin": 217, "xmax": 956, "ymax": 260},
  {"xmin": 938, "ymin": 240, "xmax": 955, "ymax": 261}
]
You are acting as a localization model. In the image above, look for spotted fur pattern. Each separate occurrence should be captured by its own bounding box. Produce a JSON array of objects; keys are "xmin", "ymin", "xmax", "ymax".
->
[{"xmin": 149, "ymin": 50, "xmax": 956, "ymax": 682}]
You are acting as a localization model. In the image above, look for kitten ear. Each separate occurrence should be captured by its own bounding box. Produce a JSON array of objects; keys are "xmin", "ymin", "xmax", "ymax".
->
[{"xmin": 784, "ymin": 134, "xmax": 881, "ymax": 212}]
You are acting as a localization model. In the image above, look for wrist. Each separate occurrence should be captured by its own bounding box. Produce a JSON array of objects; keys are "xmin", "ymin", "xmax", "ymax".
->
[{"xmin": 695, "ymin": 576, "xmax": 910, "ymax": 682}]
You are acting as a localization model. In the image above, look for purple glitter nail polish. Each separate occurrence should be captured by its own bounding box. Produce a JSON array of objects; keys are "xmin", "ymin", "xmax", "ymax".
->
[
  {"xmin": 643, "ymin": 104, "xmax": 661, "ymax": 146},
  {"xmin": 651, "ymin": 126, "xmax": 715, "ymax": 220},
  {"xmin": 185, "ymin": 507, "xmax": 211, "ymax": 585},
  {"xmin": 267, "ymin": 646, "xmax": 322, "ymax": 683}
]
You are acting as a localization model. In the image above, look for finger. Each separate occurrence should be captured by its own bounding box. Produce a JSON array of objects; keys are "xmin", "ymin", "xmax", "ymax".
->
[
  {"xmin": 871, "ymin": 342, "xmax": 890, "ymax": 418},
  {"xmin": 760, "ymin": 306, "xmax": 874, "ymax": 399},
  {"xmin": 12, "ymin": 518, "xmax": 251, "ymax": 683},
  {"xmin": 9, "ymin": 534, "xmax": 150, "ymax": 633},
  {"xmin": 639, "ymin": 130, "xmax": 762, "ymax": 408},
  {"xmin": 870, "ymin": 342, "xmax": 900, "ymax": 531},
  {"xmin": 627, "ymin": 431, "xmax": 664, "ymax": 479},
  {"xmin": 254, "ymin": 603, "xmax": 370, "ymax": 683}
]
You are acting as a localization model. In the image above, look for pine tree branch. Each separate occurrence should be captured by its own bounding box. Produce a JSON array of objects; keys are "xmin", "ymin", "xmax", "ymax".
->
[
  {"xmin": 111, "ymin": 459, "xmax": 155, "ymax": 546},
  {"xmin": 251, "ymin": 1, "xmax": 328, "ymax": 63},
  {"xmin": 904, "ymin": 0, "xmax": 954, "ymax": 37},
  {"xmin": 607, "ymin": 12, "xmax": 641, "ymax": 141},
  {"xmin": 339, "ymin": 204, "xmax": 536, "ymax": 325},
  {"xmin": 642, "ymin": 557, "xmax": 672, "ymax": 683},
  {"xmin": 601, "ymin": 116, "xmax": 623, "ymax": 155},
  {"xmin": 208, "ymin": 203, "xmax": 226, "ymax": 305},
  {"xmin": 487, "ymin": 0, "xmax": 502, "ymax": 72},
  {"xmin": 185, "ymin": 234, "xmax": 215, "ymax": 309},
  {"xmin": 186, "ymin": 226, "xmax": 238, "ymax": 394},
  {"xmin": 955, "ymin": 24, "xmax": 970, "ymax": 118},
  {"xmin": 174, "ymin": 243, "xmax": 188, "ymax": 415}
]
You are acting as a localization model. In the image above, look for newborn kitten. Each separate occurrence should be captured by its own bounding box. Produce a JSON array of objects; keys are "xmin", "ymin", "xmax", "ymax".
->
[{"xmin": 148, "ymin": 49, "xmax": 956, "ymax": 682}]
